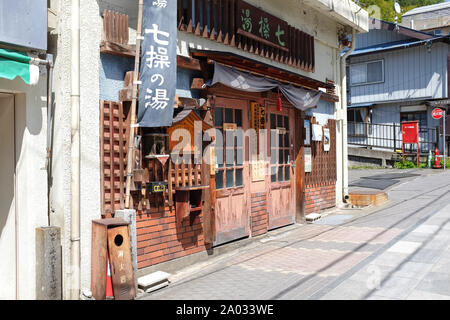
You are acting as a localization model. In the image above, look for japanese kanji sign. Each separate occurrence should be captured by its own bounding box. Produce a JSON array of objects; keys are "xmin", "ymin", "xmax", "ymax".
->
[
  {"xmin": 237, "ymin": 0, "xmax": 288, "ymax": 51},
  {"xmin": 138, "ymin": 0, "xmax": 176, "ymax": 127}
]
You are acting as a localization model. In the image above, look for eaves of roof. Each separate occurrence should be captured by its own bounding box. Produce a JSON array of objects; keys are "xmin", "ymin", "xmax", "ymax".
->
[{"xmin": 346, "ymin": 36, "xmax": 450, "ymax": 57}]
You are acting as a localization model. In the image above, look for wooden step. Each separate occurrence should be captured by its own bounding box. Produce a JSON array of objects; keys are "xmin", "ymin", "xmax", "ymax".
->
[{"xmin": 348, "ymin": 190, "xmax": 388, "ymax": 207}]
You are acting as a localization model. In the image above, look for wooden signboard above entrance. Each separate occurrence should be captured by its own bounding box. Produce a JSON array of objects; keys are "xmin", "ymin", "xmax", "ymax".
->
[
  {"xmin": 176, "ymin": 0, "xmax": 316, "ymax": 72},
  {"xmin": 237, "ymin": 0, "xmax": 289, "ymax": 51}
]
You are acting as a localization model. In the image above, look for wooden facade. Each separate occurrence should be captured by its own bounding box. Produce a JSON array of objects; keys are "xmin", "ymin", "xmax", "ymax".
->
[
  {"xmin": 99, "ymin": 8, "xmax": 338, "ymax": 271},
  {"xmin": 177, "ymin": 0, "xmax": 316, "ymax": 72}
]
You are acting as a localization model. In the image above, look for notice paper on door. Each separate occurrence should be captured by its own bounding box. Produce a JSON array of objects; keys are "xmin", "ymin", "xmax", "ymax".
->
[
  {"xmin": 323, "ymin": 128, "xmax": 330, "ymax": 151},
  {"xmin": 312, "ymin": 124, "xmax": 323, "ymax": 141}
]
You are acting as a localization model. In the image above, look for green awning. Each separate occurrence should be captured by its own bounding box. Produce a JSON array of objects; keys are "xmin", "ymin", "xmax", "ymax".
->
[{"xmin": 0, "ymin": 48, "xmax": 39, "ymax": 85}]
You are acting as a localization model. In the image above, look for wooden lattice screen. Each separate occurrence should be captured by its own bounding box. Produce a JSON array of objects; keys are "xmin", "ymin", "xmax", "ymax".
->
[
  {"xmin": 100, "ymin": 100, "xmax": 130, "ymax": 218},
  {"xmin": 305, "ymin": 118, "xmax": 337, "ymax": 186}
]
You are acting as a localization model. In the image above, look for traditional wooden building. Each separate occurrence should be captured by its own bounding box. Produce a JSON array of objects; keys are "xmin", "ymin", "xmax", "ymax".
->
[{"xmin": 97, "ymin": 0, "xmax": 368, "ymax": 276}]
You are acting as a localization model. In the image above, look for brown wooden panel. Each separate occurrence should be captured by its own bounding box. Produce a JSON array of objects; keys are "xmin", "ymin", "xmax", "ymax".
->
[
  {"xmin": 178, "ymin": 0, "xmax": 184, "ymax": 29},
  {"xmin": 103, "ymin": 5, "xmax": 316, "ymax": 72},
  {"xmin": 102, "ymin": 10, "xmax": 129, "ymax": 45},
  {"xmin": 223, "ymin": 0, "xmax": 229, "ymax": 45},
  {"xmin": 100, "ymin": 100, "xmax": 128, "ymax": 217},
  {"xmin": 91, "ymin": 223, "xmax": 107, "ymax": 300},
  {"xmin": 209, "ymin": 0, "xmax": 216, "ymax": 40},
  {"xmin": 107, "ymin": 225, "xmax": 136, "ymax": 300},
  {"xmin": 217, "ymin": 0, "xmax": 223, "ymax": 43},
  {"xmin": 202, "ymin": 0, "xmax": 209, "ymax": 37},
  {"xmin": 187, "ymin": 0, "xmax": 193, "ymax": 32},
  {"xmin": 230, "ymin": 0, "xmax": 236, "ymax": 46},
  {"xmin": 266, "ymin": 101, "xmax": 296, "ymax": 230},
  {"xmin": 295, "ymin": 109, "xmax": 305, "ymax": 222},
  {"xmin": 213, "ymin": 96, "xmax": 250, "ymax": 246},
  {"xmin": 305, "ymin": 118, "xmax": 337, "ymax": 186}
]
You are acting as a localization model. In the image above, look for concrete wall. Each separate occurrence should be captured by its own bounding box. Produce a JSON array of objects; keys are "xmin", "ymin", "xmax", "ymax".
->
[
  {"xmin": 51, "ymin": 0, "xmax": 102, "ymax": 299},
  {"xmin": 100, "ymin": 53, "xmax": 134, "ymax": 101},
  {"xmin": 305, "ymin": 99, "xmax": 335, "ymax": 125},
  {"xmin": 0, "ymin": 70, "xmax": 48, "ymax": 299}
]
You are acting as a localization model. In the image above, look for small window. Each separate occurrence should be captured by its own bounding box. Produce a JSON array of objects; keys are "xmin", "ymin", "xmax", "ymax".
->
[
  {"xmin": 269, "ymin": 113, "xmax": 291, "ymax": 183},
  {"xmin": 214, "ymin": 107, "xmax": 223, "ymax": 126},
  {"xmin": 350, "ymin": 60, "xmax": 384, "ymax": 85},
  {"xmin": 401, "ymin": 111, "xmax": 427, "ymax": 131},
  {"xmin": 348, "ymin": 108, "xmax": 368, "ymax": 137},
  {"xmin": 213, "ymin": 106, "xmax": 245, "ymax": 190}
]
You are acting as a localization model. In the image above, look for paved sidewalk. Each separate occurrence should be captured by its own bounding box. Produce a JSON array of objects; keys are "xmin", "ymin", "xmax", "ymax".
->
[{"xmin": 140, "ymin": 170, "xmax": 450, "ymax": 300}]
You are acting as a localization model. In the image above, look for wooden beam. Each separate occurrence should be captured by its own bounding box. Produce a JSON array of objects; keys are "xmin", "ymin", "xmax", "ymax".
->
[
  {"xmin": 191, "ymin": 78, "xmax": 206, "ymax": 90},
  {"xmin": 237, "ymin": 28, "xmax": 289, "ymax": 52},
  {"xmin": 99, "ymin": 40, "xmax": 204, "ymax": 73},
  {"xmin": 100, "ymin": 41, "xmax": 136, "ymax": 58},
  {"xmin": 177, "ymin": 55, "xmax": 202, "ymax": 71}
]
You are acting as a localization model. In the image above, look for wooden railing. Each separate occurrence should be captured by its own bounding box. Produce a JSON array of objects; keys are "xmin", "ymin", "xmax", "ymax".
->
[{"xmin": 177, "ymin": 0, "xmax": 315, "ymax": 72}]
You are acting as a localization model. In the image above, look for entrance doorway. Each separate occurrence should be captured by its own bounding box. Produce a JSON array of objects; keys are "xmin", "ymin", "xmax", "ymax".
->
[
  {"xmin": 212, "ymin": 97, "xmax": 251, "ymax": 246},
  {"xmin": 266, "ymin": 101, "xmax": 296, "ymax": 230},
  {"xmin": 0, "ymin": 93, "xmax": 16, "ymax": 299}
]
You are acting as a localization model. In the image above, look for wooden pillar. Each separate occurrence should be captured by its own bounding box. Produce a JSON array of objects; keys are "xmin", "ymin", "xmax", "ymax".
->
[{"xmin": 294, "ymin": 109, "xmax": 305, "ymax": 223}]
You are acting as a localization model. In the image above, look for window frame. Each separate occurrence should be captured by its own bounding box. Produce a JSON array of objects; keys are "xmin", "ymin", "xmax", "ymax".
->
[
  {"xmin": 348, "ymin": 107, "xmax": 370, "ymax": 137},
  {"xmin": 400, "ymin": 111, "xmax": 428, "ymax": 132},
  {"xmin": 213, "ymin": 106, "xmax": 245, "ymax": 191},
  {"xmin": 350, "ymin": 59, "xmax": 385, "ymax": 86},
  {"xmin": 269, "ymin": 113, "xmax": 291, "ymax": 185}
]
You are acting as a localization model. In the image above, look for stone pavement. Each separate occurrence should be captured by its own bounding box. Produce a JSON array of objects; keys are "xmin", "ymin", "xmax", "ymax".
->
[{"xmin": 140, "ymin": 169, "xmax": 450, "ymax": 300}]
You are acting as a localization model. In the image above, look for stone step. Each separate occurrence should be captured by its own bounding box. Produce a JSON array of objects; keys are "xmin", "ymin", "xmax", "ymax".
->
[
  {"xmin": 138, "ymin": 271, "xmax": 171, "ymax": 292},
  {"xmin": 305, "ymin": 213, "xmax": 322, "ymax": 223}
]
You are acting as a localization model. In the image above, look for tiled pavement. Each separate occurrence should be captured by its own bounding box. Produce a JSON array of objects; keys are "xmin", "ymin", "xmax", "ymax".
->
[{"xmin": 140, "ymin": 170, "xmax": 450, "ymax": 300}]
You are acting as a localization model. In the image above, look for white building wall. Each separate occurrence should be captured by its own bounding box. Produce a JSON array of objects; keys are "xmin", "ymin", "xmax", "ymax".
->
[
  {"xmin": 51, "ymin": 0, "xmax": 102, "ymax": 299},
  {"xmin": 0, "ymin": 71, "xmax": 48, "ymax": 299}
]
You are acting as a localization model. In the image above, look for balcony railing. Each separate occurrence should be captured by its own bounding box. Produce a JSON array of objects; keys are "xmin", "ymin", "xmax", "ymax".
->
[{"xmin": 348, "ymin": 122, "xmax": 438, "ymax": 154}]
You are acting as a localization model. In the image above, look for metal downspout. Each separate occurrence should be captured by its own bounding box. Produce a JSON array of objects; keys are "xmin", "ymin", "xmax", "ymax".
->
[
  {"xmin": 340, "ymin": 29, "xmax": 356, "ymax": 202},
  {"xmin": 46, "ymin": 54, "xmax": 54, "ymax": 227},
  {"xmin": 70, "ymin": 0, "xmax": 81, "ymax": 300}
]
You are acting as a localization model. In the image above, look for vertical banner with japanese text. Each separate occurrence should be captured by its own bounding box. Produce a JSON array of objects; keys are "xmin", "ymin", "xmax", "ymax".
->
[{"xmin": 138, "ymin": 0, "xmax": 176, "ymax": 127}]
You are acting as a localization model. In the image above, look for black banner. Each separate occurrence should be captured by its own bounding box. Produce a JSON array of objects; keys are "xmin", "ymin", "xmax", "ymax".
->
[{"xmin": 138, "ymin": 0, "xmax": 177, "ymax": 127}]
